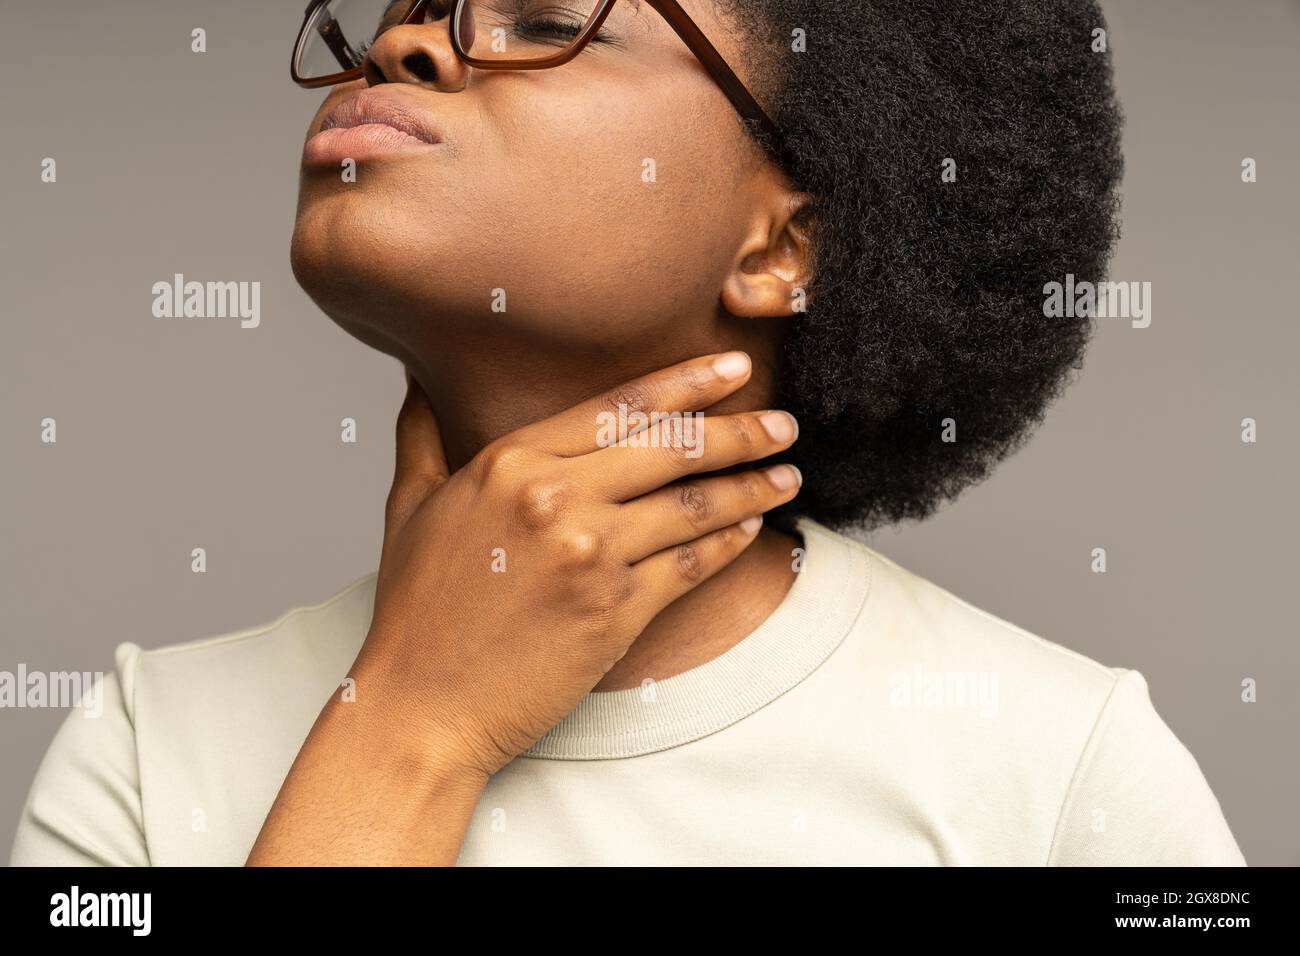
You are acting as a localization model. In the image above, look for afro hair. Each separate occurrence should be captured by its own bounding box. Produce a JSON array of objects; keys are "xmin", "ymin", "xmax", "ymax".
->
[{"xmin": 729, "ymin": 0, "xmax": 1124, "ymax": 530}]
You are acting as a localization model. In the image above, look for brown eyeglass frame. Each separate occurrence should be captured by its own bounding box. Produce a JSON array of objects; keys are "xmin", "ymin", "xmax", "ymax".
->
[{"xmin": 291, "ymin": 0, "xmax": 781, "ymax": 154}]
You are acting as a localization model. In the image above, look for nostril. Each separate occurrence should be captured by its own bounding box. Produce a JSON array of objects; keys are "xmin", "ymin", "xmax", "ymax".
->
[
  {"xmin": 402, "ymin": 51, "xmax": 438, "ymax": 84},
  {"xmin": 362, "ymin": 58, "xmax": 388, "ymax": 87}
]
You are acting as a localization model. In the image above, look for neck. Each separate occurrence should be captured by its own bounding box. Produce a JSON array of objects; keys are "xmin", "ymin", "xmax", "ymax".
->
[{"xmin": 403, "ymin": 330, "xmax": 798, "ymax": 691}]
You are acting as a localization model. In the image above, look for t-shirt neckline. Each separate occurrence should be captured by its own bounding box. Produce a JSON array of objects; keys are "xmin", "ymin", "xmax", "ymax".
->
[{"xmin": 523, "ymin": 516, "xmax": 873, "ymax": 760}]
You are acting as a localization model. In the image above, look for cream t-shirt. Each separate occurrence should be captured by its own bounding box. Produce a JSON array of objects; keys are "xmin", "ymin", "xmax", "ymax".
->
[{"xmin": 10, "ymin": 518, "xmax": 1245, "ymax": 866}]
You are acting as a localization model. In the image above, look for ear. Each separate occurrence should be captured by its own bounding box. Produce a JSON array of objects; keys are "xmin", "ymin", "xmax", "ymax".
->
[{"xmin": 720, "ymin": 182, "xmax": 816, "ymax": 320}]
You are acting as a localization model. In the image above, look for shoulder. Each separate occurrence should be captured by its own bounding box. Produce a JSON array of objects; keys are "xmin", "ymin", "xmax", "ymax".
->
[
  {"xmin": 801, "ymin": 518, "xmax": 1245, "ymax": 865},
  {"xmin": 10, "ymin": 643, "xmax": 147, "ymax": 866},
  {"xmin": 126, "ymin": 570, "xmax": 378, "ymax": 712},
  {"xmin": 10, "ymin": 573, "xmax": 378, "ymax": 867},
  {"xmin": 1045, "ymin": 666, "xmax": 1246, "ymax": 865},
  {"xmin": 803, "ymin": 516, "xmax": 1121, "ymax": 708}
]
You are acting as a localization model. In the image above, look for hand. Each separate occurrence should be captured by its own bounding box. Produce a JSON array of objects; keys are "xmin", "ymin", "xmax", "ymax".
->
[{"xmin": 356, "ymin": 351, "xmax": 802, "ymax": 778}]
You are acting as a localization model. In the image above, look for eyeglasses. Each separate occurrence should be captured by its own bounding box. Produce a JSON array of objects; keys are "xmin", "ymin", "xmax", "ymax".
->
[{"xmin": 291, "ymin": 0, "xmax": 780, "ymax": 153}]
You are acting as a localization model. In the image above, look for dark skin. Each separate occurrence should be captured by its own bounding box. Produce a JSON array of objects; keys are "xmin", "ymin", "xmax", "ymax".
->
[{"xmin": 250, "ymin": 0, "xmax": 815, "ymax": 864}]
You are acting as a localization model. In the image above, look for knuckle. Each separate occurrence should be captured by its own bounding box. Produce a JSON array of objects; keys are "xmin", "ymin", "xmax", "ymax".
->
[
  {"xmin": 606, "ymin": 381, "xmax": 657, "ymax": 418},
  {"xmin": 674, "ymin": 543, "xmax": 704, "ymax": 583},
  {"xmin": 515, "ymin": 479, "xmax": 570, "ymax": 530},
  {"xmin": 660, "ymin": 436, "xmax": 694, "ymax": 470},
  {"xmin": 677, "ymin": 482, "xmax": 715, "ymax": 525},
  {"xmin": 475, "ymin": 441, "xmax": 533, "ymax": 484},
  {"xmin": 735, "ymin": 473, "xmax": 762, "ymax": 503},
  {"xmin": 730, "ymin": 414, "xmax": 758, "ymax": 452},
  {"xmin": 676, "ymin": 363, "xmax": 713, "ymax": 401},
  {"xmin": 557, "ymin": 527, "xmax": 603, "ymax": 567}
]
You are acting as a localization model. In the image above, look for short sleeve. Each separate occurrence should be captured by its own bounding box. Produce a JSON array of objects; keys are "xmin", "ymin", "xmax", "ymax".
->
[
  {"xmin": 9, "ymin": 643, "xmax": 150, "ymax": 867},
  {"xmin": 1048, "ymin": 668, "xmax": 1245, "ymax": 866}
]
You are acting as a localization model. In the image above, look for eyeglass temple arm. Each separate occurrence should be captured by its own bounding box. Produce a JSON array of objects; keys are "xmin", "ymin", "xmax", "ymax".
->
[
  {"xmin": 304, "ymin": 0, "xmax": 363, "ymax": 73},
  {"xmin": 647, "ymin": 0, "xmax": 780, "ymax": 145}
]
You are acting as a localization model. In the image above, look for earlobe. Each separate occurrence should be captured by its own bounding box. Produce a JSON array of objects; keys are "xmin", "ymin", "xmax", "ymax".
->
[{"xmin": 720, "ymin": 192, "xmax": 816, "ymax": 319}]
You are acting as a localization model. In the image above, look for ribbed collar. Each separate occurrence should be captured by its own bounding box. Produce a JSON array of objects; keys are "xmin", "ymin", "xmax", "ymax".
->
[{"xmin": 523, "ymin": 517, "xmax": 873, "ymax": 760}]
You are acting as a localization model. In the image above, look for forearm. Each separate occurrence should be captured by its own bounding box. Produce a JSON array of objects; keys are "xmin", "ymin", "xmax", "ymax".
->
[{"xmin": 246, "ymin": 685, "xmax": 488, "ymax": 866}]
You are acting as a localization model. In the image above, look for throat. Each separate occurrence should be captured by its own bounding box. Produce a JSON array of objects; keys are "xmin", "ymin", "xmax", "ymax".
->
[{"xmin": 593, "ymin": 524, "xmax": 800, "ymax": 693}]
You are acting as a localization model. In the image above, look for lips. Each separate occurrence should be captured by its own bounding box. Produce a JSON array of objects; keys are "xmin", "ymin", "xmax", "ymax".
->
[
  {"xmin": 317, "ymin": 88, "xmax": 444, "ymax": 146},
  {"xmin": 302, "ymin": 88, "xmax": 447, "ymax": 166}
]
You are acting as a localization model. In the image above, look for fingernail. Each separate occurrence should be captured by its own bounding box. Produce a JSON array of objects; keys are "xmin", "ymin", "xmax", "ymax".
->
[
  {"xmin": 759, "ymin": 411, "xmax": 798, "ymax": 443},
  {"xmin": 712, "ymin": 351, "xmax": 751, "ymax": 381},
  {"xmin": 765, "ymin": 464, "xmax": 802, "ymax": 491},
  {"xmin": 739, "ymin": 515, "xmax": 763, "ymax": 535}
]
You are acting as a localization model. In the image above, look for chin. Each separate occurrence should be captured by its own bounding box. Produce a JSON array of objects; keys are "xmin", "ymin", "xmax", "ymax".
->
[{"xmin": 290, "ymin": 192, "xmax": 698, "ymax": 359}]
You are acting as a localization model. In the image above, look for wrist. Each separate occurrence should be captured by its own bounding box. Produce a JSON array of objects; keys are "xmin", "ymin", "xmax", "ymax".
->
[{"xmin": 317, "ymin": 666, "xmax": 494, "ymax": 800}]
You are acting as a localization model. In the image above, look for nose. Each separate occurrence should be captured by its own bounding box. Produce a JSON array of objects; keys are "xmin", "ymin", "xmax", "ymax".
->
[{"xmin": 363, "ymin": 1, "xmax": 469, "ymax": 93}]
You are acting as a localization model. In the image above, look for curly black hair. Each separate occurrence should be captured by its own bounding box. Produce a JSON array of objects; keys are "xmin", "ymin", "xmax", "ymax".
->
[{"xmin": 728, "ymin": 0, "xmax": 1124, "ymax": 531}]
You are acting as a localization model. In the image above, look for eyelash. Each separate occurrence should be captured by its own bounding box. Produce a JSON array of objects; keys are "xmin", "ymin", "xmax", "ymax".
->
[
  {"xmin": 514, "ymin": 17, "xmax": 614, "ymax": 45},
  {"xmin": 359, "ymin": 8, "xmax": 620, "ymax": 59}
]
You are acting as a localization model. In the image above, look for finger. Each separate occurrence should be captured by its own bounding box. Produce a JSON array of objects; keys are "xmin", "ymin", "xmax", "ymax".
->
[
  {"xmin": 584, "ymin": 408, "xmax": 798, "ymax": 502},
  {"xmin": 618, "ymin": 465, "xmax": 801, "ymax": 562},
  {"xmin": 630, "ymin": 516, "xmax": 765, "ymax": 615},
  {"xmin": 508, "ymin": 351, "xmax": 754, "ymax": 457},
  {"xmin": 387, "ymin": 372, "xmax": 450, "ymax": 531}
]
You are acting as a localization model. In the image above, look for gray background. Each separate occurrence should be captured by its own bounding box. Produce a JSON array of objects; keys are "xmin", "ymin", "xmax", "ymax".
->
[{"xmin": 2, "ymin": 1, "xmax": 1297, "ymax": 864}]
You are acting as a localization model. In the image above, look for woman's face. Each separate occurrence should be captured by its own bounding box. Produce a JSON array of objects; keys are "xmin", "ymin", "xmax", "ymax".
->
[{"xmin": 291, "ymin": 0, "xmax": 789, "ymax": 361}]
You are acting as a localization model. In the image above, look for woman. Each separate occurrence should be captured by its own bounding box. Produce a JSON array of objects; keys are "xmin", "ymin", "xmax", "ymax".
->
[{"xmin": 12, "ymin": 0, "xmax": 1243, "ymax": 865}]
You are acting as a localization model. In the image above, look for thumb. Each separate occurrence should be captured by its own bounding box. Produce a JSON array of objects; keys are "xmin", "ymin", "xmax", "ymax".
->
[{"xmin": 387, "ymin": 369, "xmax": 450, "ymax": 532}]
